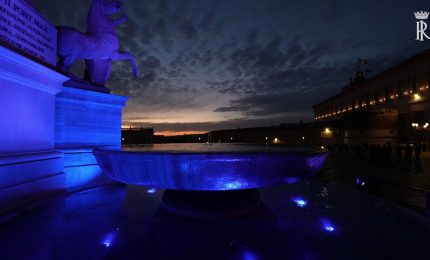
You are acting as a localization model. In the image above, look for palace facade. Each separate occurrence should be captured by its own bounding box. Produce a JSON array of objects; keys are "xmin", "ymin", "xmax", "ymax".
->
[{"xmin": 313, "ymin": 49, "xmax": 430, "ymax": 146}]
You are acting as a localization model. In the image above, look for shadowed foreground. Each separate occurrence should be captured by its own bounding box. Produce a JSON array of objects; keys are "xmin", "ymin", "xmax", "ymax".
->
[{"xmin": 0, "ymin": 180, "xmax": 429, "ymax": 259}]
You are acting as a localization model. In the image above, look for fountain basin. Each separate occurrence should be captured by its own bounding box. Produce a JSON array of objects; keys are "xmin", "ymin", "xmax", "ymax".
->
[{"xmin": 93, "ymin": 144, "xmax": 327, "ymax": 190}]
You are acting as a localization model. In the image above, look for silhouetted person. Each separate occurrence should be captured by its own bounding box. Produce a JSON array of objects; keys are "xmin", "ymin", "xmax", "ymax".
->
[
  {"xmin": 387, "ymin": 143, "xmax": 392, "ymax": 163},
  {"xmin": 405, "ymin": 144, "xmax": 413, "ymax": 167},
  {"xmin": 396, "ymin": 145, "xmax": 402, "ymax": 163},
  {"xmin": 363, "ymin": 143, "xmax": 368, "ymax": 155},
  {"xmin": 355, "ymin": 144, "xmax": 362, "ymax": 159},
  {"xmin": 369, "ymin": 145, "xmax": 377, "ymax": 164},
  {"xmin": 415, "ymin": 142, "xmax": 422, "ymax": 170},
  {"xmin": 382, "ymin": 145, "xmax": 388, "ymax": 163},
  {"xmin": 376, "ymin": 145, "xmax": 382, "ymax": 162}
]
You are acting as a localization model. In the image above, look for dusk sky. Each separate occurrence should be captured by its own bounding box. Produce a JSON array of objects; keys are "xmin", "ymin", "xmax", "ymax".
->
[{"xmin": 34, "ymin": 0, "xmax": 430, "ymax": 135}]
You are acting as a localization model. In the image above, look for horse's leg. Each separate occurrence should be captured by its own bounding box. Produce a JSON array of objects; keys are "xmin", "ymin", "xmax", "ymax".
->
[
  {"xmin": 111, "ymin": 51, "xmax": 138, "ymax": 77},
  {"xmin": 60, "ymin": 54, "xmax": 76, "ymax": 74},
  {"xmin": 57, "ymin": 57, "xmax": 66, "ymax": 72}
]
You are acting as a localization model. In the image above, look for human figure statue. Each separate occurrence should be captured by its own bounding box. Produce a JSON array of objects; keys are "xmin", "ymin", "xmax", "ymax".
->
[{"xmin": 56, "ymin": 0, "xmax": 138, "ymax": 86}]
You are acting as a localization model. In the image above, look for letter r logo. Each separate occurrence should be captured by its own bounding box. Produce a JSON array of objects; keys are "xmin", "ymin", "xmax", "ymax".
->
[{"xmin": 417, "ymin": 20, "xmax": 430, "ymax": 41}]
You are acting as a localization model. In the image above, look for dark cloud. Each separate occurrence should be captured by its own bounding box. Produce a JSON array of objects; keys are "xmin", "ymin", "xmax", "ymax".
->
[
  {"xmin": 152, "ymin": 18, "xmax": 167, "ymax": 35},
  {"xmin": 139, "ymin": 56, "xmax": 161, "ymax": 71},
  {"xmin": 180, "ymin": 20, "xmax": 198, "ymax": 39},
  {"xmin": 33, "ymin": 0, "xmax": 430, "ymax": 132},
  {"xmin": 200, "ymin": 11, "xmax": 215, "ymax": 29},
  {"xmin": 213, "ymin": 105, "xmax": 251, "ymax": 113}
]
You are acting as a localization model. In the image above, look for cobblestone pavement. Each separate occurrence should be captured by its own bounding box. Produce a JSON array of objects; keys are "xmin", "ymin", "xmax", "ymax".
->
[{"xmin": 314, "ymin": 149, "xmax": 430, "ymax": 215}]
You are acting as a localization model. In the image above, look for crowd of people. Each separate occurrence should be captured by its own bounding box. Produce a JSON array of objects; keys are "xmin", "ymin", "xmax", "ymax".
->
[{"xmin": 327, "ymin": 141, "xmax": 425, "ymax": 170}]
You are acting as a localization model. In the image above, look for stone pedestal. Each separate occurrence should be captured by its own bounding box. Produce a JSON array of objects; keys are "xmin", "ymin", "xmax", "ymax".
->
[
  {"xmin": 0, "ymin": 45, "xmax": 67, "ymax": 214},
  {"xmin": 0, "ymin": 45, "xmax": 129, "ymax": 215},
  {"xmin": 55, "ymin": 85, "xmax": 128, "ymax": 148},
  {"xmin": 54, "ymin": 85, "xmax": 128, "ymax": 193}
]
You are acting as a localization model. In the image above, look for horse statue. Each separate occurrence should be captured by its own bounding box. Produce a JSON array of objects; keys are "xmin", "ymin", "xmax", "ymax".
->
[{"xmin": 57, "ymin": 0, "xmax": 138, "ymax": 86}]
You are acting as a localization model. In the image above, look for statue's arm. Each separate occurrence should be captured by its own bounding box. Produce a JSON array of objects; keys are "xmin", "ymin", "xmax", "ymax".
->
[{"xmin": 113, "ymin": 15, "xmax": 127, "ymax": 26}]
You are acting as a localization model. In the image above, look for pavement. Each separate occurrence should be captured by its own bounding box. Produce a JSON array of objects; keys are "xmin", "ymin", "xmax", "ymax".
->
[
  {"xmin": 1, "ymin": 182, "xmax": 430, "ymax": 259},
  {"xmin": 314, "ymin": 149, "xmax": 430, "ymax": 215}
]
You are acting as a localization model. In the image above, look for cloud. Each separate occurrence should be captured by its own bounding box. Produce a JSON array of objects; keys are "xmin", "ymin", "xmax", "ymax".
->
[
  {"xmin": 33, "ymin": 0, "xmax": 430, "ymax": 133},
  {"xmin": 180, "ymin": 20, "xmax": 198, "ymax": 39}
]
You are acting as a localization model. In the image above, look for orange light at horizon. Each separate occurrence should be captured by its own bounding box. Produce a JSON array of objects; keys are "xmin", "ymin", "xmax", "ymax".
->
[{"xmin": 154, "ymin": 130, "xmax": 207, "ymax": 136}]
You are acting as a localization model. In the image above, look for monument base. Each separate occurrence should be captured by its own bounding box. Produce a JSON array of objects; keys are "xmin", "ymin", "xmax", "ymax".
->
[
  {"xmin": 63, "ymin": 79, "xmax": 110, "ymax": 94},
  {"xmin": 54, "ymin": 84, "xmax": 128, "ymax": 198},
  {"xmin": 0, "ymin": 45, "xmax": 128, "ymax": 215},
  {"xmin": 55, "ymin": 85, "xmax": 128, "ymax": 148},
  {"xmin": 61, "ymin": 148, "xmax": 114, "ymax": 191},
  {"xmin": 0, "ymin": 151, "xmax": 64, "ymax": 215},
  {"xmin": 0, "ymin": 45, "xmax": 67, "ymax": 215}
]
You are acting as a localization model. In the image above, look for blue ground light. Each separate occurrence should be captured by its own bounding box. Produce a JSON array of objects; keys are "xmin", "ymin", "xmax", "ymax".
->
[
  {"xmin": 241, "ymin": 250, "xmax": 258, "ymax": 260},
  {"xmin": 292, "ymin": 197, "xmax": 308, "ymax": 208},
  {"xmin": 356, "ymin": 176, "xmax": 366, "ymax": 187},
  {"xmin": 146, "ymin": 188, "xmax": 157, "ymax": 194},
  {"xmin": 324, "ymin": 225, "xmax": 335, "ymax": 232},
  {"xmin": 321, "ymin": 218, "xmax": 336, "ymax": 233},
  {"xmin": 101, "ymin": 229, "xmax": 118, "ymax": 248}
]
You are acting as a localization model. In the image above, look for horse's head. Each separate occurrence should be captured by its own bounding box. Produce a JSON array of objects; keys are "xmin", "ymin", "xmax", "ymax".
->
[{"xmin": 98, "ymin": 0, "xmax": 122, "ymax": 16}]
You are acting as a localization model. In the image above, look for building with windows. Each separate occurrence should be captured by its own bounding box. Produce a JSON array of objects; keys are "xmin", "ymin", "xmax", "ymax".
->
[
  {"xmin": 121, "ymin": 127, "xmax": 154, "ymax": 144},
  {"xmin": 313, "ymin": 49, "xmax": 430, "ymax": 146}
]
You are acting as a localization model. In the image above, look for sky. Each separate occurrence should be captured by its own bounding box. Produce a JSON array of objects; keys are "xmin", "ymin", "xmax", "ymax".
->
[{"xmin": 34, "ymin": 0, "xmax": 430, "ymax": 135}]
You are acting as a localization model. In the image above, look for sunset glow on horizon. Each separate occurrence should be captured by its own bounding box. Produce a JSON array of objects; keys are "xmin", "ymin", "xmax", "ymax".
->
[{"xmin": 154, "ymin": 131, "xmax": 207, "ymax": 136}]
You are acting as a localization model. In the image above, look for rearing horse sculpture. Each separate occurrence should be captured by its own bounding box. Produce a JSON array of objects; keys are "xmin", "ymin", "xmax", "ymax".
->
[{"xmin": 57, "ymin": 0, "xmax": 138, "ymax": 85}]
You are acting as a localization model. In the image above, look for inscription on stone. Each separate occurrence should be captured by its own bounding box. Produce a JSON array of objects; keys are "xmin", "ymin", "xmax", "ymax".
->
[{"xmin": 0, "ymin": 0, "xmax": 56, "ymax": 66}]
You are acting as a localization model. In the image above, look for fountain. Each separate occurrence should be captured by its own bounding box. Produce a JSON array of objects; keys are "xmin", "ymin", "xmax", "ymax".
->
[{"xmin": 93, "ymin": 144, "xmax": 327, "ymax": 217}]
